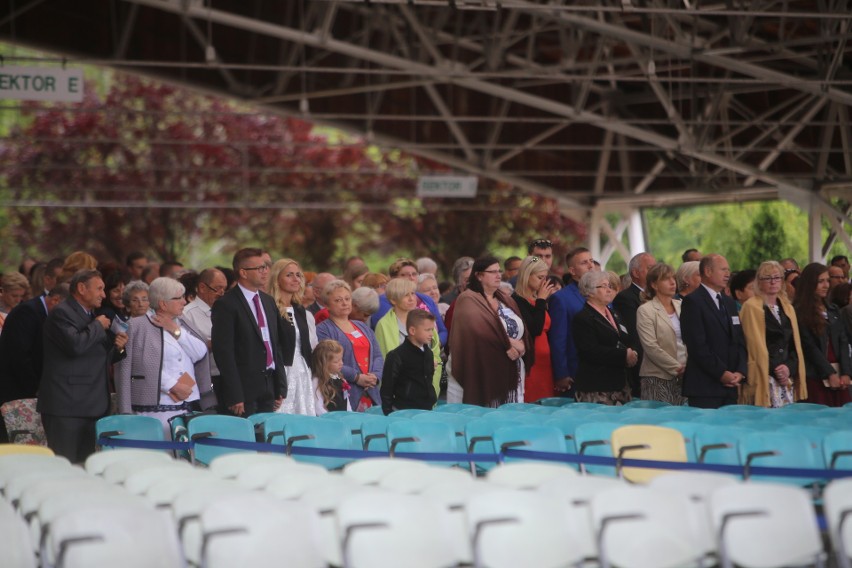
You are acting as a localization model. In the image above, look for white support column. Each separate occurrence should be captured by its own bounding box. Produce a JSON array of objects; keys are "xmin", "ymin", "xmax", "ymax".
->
[
  {"xmin": 588, "ymin": 203, "xmax": 648, "ymax": 269},
  {"xmin": 808, "ymin": 195, "xmax": 823, "ymax": 264},
  {"xmin": 627, "ymin": 208, "xmax": 647, "ymax": 257}
]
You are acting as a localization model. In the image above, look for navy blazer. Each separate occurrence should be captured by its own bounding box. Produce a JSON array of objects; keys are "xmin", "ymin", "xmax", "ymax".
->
[
  {"xmin": 681, "ymin": 286, "xmax": 747, "ymax": 398},
  {"xmin": 0, "ymin": 296, "xmax": 48, "ymax": 403},
  {"xmin": 38, "ymin": 298, "xmax": 124, "ymax": 417},
  {"xmin": 211, "ymin": 287, "xmax": 293, "ymax": 408},
  {"xmin": 547, "ymin": 283, "xmax": 586, "ymax": 380}
]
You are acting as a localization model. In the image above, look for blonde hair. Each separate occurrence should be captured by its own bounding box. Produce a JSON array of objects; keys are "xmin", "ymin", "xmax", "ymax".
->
[
  {"xmin": 753, "ymin": 260, "xmax": 787, "ymax": 301},
  {"xmin": 386, "ymin": 277, "xmax": 416, "ymax": 306},
  {"xmin": 515, "ymin": 255, "xmax": 549, "ymax": 298},
  {"xmin": 268, "ymin": 258, "xmax": 305, "ymax": 318},
  {"xmin": 312, "ymin": 340, "xmax": 345, "ymax": 409},
  {"xmin": 60, "ymin": 251, "xmax": 97, "ymax": 283}
]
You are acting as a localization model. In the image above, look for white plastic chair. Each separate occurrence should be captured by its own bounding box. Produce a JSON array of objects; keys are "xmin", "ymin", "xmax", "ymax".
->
[
  {"xmin": 536, "ymin": 475, "xmax": 625, "ymax": 564},
  {"xmin": 648, "ymin": 471, "xmax": 739, "ymax": 564},
  {"xmin": 123, "ymin": 462, "xmax": 209, "ymax": 496},
  {"xmin": 171, "ymin": 483, "xmax": 255, "ymax": 567},
  {"xmin": 486, "ymin": 461, "xmax": 577, "ymax": 490},
  {"xmin": 144, "ymin": 475, "xmax": 236, "ymax": 510},
  {"xmin": 590, "ymin": 485, "xmax": 705, "ymax": 568},
  {"xmin": 342, "ymin": 458, "xmax": 429, "ymax": 485},
  {"xmin": 4, "ymin": 467, "xmax": 88, "ymax": 509},
  {"xmin": 0, "ymin": 455, "xmax": 72, "ymax": 494},
  {"xmin": 465, "ymin": 488, "xmax": 585, "ymax": 568},
  {"xmin": 46, "ymin": 504, "xmax": 183, "ymax": 568},
  {"xmin": 379, "ymin": 465, "xmax": 475, "ymax": 494},
  {"xmin": 420, "ymin": 480, "xmax": 495, "ymax": 565},
  {"xmin": 84, "ymin": 449, "xmax": 172, "ymax": 476},
  {"xmin": 200, "ymin": 493, "xmax": 325, "ymax": 568},
  {"xmin": 102, "ymin": 457, "xmax": 187, "ymax": 486},
  {"xmin": 208, "ymin": 452, "xmax": 296, "ymax": 479},
  {"xmin": 294, "ymin": 478, "xmax": 384, "ymax": 567},
  {"xmin": 233, "ymin": 460, "xmax": 329, "ymax": 490},
  {"xmin": 709, "ymin": 482, "xmax": 826, "ymax": 568},
  {"xmin": 825, "ymin": 478, "xmax": 852, "ymax": 568},
  {"xmin": 338, "ymin": 491, "xmax": 459, "ymax": 568},
  {"xmin": 36, "ymin": 489, "xmax": 151, "ymax": 567},
  {"xmin": 0, "ymin": 499, "xmax": 36, "ymax": 568}
]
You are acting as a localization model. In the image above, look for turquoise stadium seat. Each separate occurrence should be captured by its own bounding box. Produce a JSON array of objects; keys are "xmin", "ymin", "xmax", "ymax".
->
[
  {"xmin": 96, "ymin": 415, "xmax": 165, "ymax": 450},
  {"xmin": 278, "ymin": 418, "xmax": 353, "ymax": 469},
  {"xmin": 492, "ymin": 424, "xmax": 568, "ymax": 466},
  {"xmin": 386, "ymin": 420, "xmax": 458, "ymax": 467},
  {"xmin": 735, "ymin": 430, "xmax": 823, "ymax": 486},
  {"xmin": 572, "ymin": 421, "xmax": 622, "ymax": 476},
  {"xmin": 187, "ymin": 415, "xmax": 255, "ymax": 466}
]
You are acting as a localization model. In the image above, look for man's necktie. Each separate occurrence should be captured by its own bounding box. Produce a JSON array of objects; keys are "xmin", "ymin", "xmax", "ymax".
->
[{"xmin": 253, "ymin": 294, "xmax": 273, "ymax": 367}]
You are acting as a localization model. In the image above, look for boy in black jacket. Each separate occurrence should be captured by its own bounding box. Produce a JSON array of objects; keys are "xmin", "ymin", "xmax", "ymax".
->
[{"xmin": 381, "ymin": 309, "xmax": 438, "ymax": 415}]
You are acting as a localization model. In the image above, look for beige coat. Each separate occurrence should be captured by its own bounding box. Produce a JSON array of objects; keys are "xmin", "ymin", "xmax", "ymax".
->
[
  {"xmin": 636, "ymin": 297, "xmax": 684, "ymax": 380},
  {"xmin": 739, "ymin": 295, "xmax": 807, "ymax": 407}
]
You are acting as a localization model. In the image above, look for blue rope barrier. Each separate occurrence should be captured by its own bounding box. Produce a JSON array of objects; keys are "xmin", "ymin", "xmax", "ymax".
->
[{"xmin": 96, "ymin": 435, "xmax": 852, "ymax": 479}]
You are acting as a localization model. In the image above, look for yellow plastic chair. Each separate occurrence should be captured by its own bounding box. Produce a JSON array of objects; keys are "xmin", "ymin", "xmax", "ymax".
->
[
  {"xmin": 0, "ymin": 443, "xmax": 54, "ymax": 456},
  {"xmin": 610, "ymin": 425, "xmax": 687, "ymax": 484}
]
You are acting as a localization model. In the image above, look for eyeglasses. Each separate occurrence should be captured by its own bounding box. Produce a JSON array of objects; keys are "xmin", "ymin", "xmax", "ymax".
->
[
  {"xmin": 201, "ymin": 282, "xmax": 225, "ymax": 295},
  {"xmin": 759, "ymin": 276, "xmax": 783, "ymax": 282},
  {"xmin": 530, "ymin": 239, "xmax": 552, "ymax": 249},
  {"xmin": 242, "ymin": 265, "xmax": 270, "ymax": 272},
  {"xmin": 480, "ymin": 269, "xmax": 502, "ymax": 274},
  {"xmin": 830, "ymin": 274, "xmax": 846, "ymax": 280}
]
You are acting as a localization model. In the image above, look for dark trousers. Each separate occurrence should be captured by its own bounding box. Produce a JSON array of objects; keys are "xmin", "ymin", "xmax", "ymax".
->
[
  {"xmin": 217, "ymin": 372, "xmax": 275, "ymax": 417},
  {"xmin": 687, "ymin": 392, "xmax": 738, "ymax": 409},
  {"xmin": 41, "ymin": 414, "xmax": 98, "ymax": 464}
]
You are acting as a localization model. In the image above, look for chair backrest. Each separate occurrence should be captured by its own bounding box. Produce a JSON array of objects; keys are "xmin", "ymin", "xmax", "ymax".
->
[
  {"xmin": 610, "ymin": 425, "xmax": 687, "ymax": 483},
  {"xmin": 0, "ymin": 398, "xmax": 46, "ymax": 446},
  {"xmin": 187, "ymin": 415, "xmax": 256, "ymax": 466},
  {"xmin": 823, "ymin": 430, "xmax": 852, "ymax": 470},
  {"xmin": 486, "ymin": 461, "xmax": 576, "ymax": 489},
  {"xmin": 572, "ymin": 421, "xmax": 623, "ymax": 476},
  {"xmin": 280, "ymin": 418, "xmax": 353, "ymax": 469},
  {"xmin": 0, "ymin": 499, "xmax": 36, "ymax": 568},
  {"xmin": 0, "ymin": 443, "xmax": 53, "ymax": 456},
  {"xmin": 777, "ymin": 402, "xmax": 828, "ymax": 411},
  {"xmin": 716, "ymin": 404, "xmax": 770, "ymax": 413},
  {"xmin": 536, "ymin": 397, "xmax": 574, "ymax": 408},
  {"xmin": 385, "ymin": 420, "xmax": 458, "ymax": 467},
  {"xmin": 692, "ymin": 424, "xmax": 751, "ymax": 466},
  {"xmin": 389, "ymin": 408, "xmax": 431, "ymax": 418},
  {"xmin": 491, "ymin": 424, "xmax": 567, "ymax": 466},
  {"xmin": 208, "ymin": 452, "xmax": 295, "ymax": 479},
  {"xmin": 95, "ymin": 415, "xmax": 165, "ymax": 450},
  {"xmin": 235, "ymin": 461, "xmax": 328, "ymax": 490},
  {"xmin": 320, "ymin": 411, "xmax": 377, "ymax": 450},
  {"xmin": 338, "ymin": 491, "xmax": 459, "ymax": 568},
  {"xmin": 342, "ymin": 457, "xmax": 429, "ymax": 485},
  {"xmin": 590, "ymin": 485, "xmax": 707, "ymax": 568},
  {"xmin": 359, "ymin": 415, "xmax": 401, "ymax": 452},
  {"xmin": 824, "ymin": 477, "xmax": 852, "ymax": 568},
  {"xmin": 623, "ymin": 400, "xmax": 671, "ymax": 409},
  {"xmin": 433, "ymin": 403, "xmax": 481, "ymax": 413},
  {"xmin": 257, "ymin": 413, "xmax": 314, "ymax": 444},
  {"xmin": 379, "ymin": 465, "xmax": 474, "ymax": 494},
  {"xmin": 497, "ymin": 402, "xmax": 540, "ymax": 412},
  {"xmin": 465, "ymin": 488, "xmax": 585, "ymax": 568},
  {"xmin": 84, "ymin": 448, "xmax": 171, "ymax": 475},
  {"xmin": 735, "ymin": 430, "xmax": 823, "ymax": 485},
  {"xmin": 710, "ymin": 482, "xmax": 824, "ymax": 568},
  {"xmin": 200, "ymin": 493, "xmax": 324, "ymax": 568},
  {"xmin": 658, "ymin": 421, "xmax": 704, "ymax": 462}
]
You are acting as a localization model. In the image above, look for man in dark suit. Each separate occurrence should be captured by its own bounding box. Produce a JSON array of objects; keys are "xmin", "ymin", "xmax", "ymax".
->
[
  {"xmin": 0, "ymin": 284, "xmax": 69, "ymax": 406},
  {"xmin": 613, "ymin": 252, "xmax": 655, "ymax": 397},
  {"xmin": 681, "ymin": 254, "xmax": 747, "ymax": 408},
  {"xmin": 212, "ymin": 248, "xmax": 294, "ymax": 417},
  {"xmin": 38, "ymin": 270, "xmax": 128, "ymax": 462}
]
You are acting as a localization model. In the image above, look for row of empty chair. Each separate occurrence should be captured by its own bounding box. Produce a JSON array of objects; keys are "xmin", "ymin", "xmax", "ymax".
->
[
  {"xmin": 1, "ymin": 446, "xmax": 850, "ymax": 568},
  {"xmin": 96, "ymin": 402, "xmax": 852, "ymax": 490}
]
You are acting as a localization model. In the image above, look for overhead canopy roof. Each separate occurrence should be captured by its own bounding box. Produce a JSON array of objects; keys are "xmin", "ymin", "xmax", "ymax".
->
[{"xmin": 2, "ymin": 0, "xmax": 852, "ymax": 217}]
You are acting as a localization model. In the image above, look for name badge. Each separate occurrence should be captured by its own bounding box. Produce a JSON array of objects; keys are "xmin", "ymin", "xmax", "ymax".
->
[
  {"xmin": 261, "ymin": 327, "xmax": 271, "ymax": 342},
  {"xmin": 618, "ymin": 324, "xmax": 628, "ymax": 334},
  {"xmin": 351, "ymin": 330, "xmax": 363, "ymax": 338},
  {"xmin": 731, "ymin": 316, "xmax": 741, "ymax": 326}
]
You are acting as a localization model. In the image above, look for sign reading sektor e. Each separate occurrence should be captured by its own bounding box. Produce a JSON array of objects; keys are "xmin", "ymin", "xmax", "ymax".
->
[{"xmin": 0, "ymin": 66, "xmax": 84, "ymax": 102}]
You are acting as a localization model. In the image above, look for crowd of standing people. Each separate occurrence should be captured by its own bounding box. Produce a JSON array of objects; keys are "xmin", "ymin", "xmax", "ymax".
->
[{"xmin": 0, "ymin": 243, "xmax": 850, "ymax": 463}]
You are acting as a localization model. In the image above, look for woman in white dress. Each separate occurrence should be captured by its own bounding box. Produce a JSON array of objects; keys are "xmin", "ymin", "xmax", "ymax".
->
[{"xmin": 268, "ymin": 258, "xmax": 318, "ymax": 415}]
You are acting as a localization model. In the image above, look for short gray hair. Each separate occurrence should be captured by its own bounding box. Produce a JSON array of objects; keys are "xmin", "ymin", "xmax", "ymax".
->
[
  {"xmin": 675, "ymin": 261, "xmax": 700, "ymax": 291},
  {"xmin": 577, "ymin": 270, "xmax": 611, "ymax": 298},
  {"xmin": 122, "ymin": 280, "xmax": 149, "ymax": 305},
  {"xmin": 148, "ymin": 277, "xmax": 185, "ymax": 308},
  {"xmin": 451, "ymin": 256, "xmax": 474, "ymax": 286},
  {"xmin": 628, "ymin": 252, "xmax": 653, "ymax": 277},
  {"xmin": 322, "ymin": 279, "xmax": 351, "ymax": 302},
  {"xmin": 351, "ymin": 286, "xmax": 380, "ymax": 315},
  {"xmin": 416, "ymin": 257, "xmax": 438, "ymax": 275},
  {"xmin": 417, "ymin": 273, "xmax": 437, "ymax": 287}
]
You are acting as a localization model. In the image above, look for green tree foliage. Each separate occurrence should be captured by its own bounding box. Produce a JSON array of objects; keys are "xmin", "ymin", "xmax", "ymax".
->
[{"xmin": 745, "ymin": 203, "xmax": 786, "ymax": 268}]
